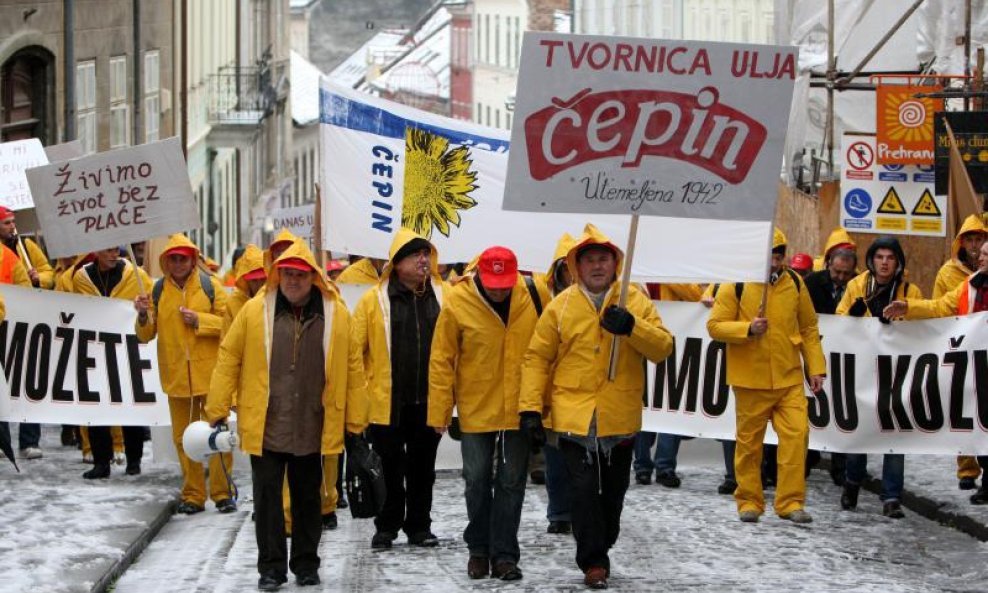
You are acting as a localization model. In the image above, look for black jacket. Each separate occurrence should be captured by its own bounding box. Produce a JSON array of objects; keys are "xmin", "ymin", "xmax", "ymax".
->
[
  {"xmin": 803, "ymin": 269, "xmax": 842, "ymax": 315},
  {"xmin": 387, "ymin": 275, "xmax": 440, "ymax": 423}
]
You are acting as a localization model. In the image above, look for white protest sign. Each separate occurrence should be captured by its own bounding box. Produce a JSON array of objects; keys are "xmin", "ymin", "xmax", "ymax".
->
[
  {"xmin": 269, "ymin": 204, "xmax": 315, "ymax": 251},
  {"xmin": 503, "ymin": 33, "xmax": 798, "ymax": 220},
  {"xmin": 0, "ymin": 138, "xmax": 49, "ymax": 210},
  {"xmin": 320, "ymin": 81, "xmax": 775, "ymax": 282},
  {"xmin": 25, "ymin": 137, "xmax": 199, "ymax": 258},
  {"xmin": 840, "ymin": 133, "xmax": 945, "ymax": 237},
  {"xmin": 0, "ymin": 285, "xmax": 170, "ymax": 426}
]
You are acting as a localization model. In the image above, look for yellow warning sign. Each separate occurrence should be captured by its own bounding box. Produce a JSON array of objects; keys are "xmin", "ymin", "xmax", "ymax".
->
[
  {"xmin": 911, "ymin": 189, "xmax": 942, "ymax": 217},
  {"xmin": 876, "ymin": 217, "xmax": 907, "ymax": 231},
  {"xmin": 877, "ymin": 187, "xmax": 907, "ymax": 214},
  {"xmin": 911, "ymin": 219, "xmax": 942, "ymax": 233}
]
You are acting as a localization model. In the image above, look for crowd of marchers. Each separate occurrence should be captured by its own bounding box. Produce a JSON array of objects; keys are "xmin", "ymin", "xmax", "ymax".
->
[{"xmin": 0, "ymin": 204, "xmax": 987, "ymax": 591}]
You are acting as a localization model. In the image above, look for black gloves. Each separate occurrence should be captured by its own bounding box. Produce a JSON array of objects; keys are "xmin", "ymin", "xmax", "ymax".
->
[
  {"xmin": 601, "ymin": 305, "xmax": 635, "ymax": 336},
  {"xmin": 519, "ymin": 411, "xmax": 546, "ymax": 452},
  {"xmin": 848, "ymin": 297, "xmax": 867, "ymax": 317}
]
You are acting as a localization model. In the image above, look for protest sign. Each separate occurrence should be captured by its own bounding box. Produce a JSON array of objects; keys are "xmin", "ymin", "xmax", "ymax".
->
[
  {"xmin": 268, "ymin": 204, "xmax": 315, "ymax": 251},
  {"xmin": 502, "ymin": 33, "xmax": 797, "ymax": 221},
  {"xmin": 25, "ymin": 137, "xmax": 199, "ymax": 258},
  {"xmin": 0, "ymin": 285, "xmax": 170, "ymax": 426},
  {"xmin": 320, "ymin": 80, "xmax": 774, "ymax": 283},
  {"xmin": 0, "ymin": 138, "xmax": 49, "ymax": 210}
]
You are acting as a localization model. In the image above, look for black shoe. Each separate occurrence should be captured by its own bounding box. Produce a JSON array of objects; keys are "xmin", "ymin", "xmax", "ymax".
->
[
  {"xmin": 829, "ymin": 456, "xmax": 846, "ymax": 486},
  {"xmin": 547, "ymin": 520, "xmax": 571, "ymax": 534},
  {"xmin": 177, "ymin": 501, "xmax": 205, "ymax": 515},
  {"xmin": 840, "ymin": 484, "xmax": 860, "ymax": 510},
  {"xmin": 717, "ymin": 478, "xmax": 738, "ymax": 495},
  {"xmin": 408, "ymin": 530, "xmax": 439, "ymax": 547},
  {"xmin": 257, "ymin": 572, "xmax": 286, "ymax": 591},
  {"xmin": 467, "ymin": 555, "xmax": 489, "ymax": 579},
  {"xmin": 371, "ymin": 531, "xmax": 396, "ymax": 549},
  {"xmin": 296, "ymin": 572, "xmax": 320, "ymax": 586},
  {"xmin": 322, "ymin": 512, "xmax": 338, "ymax": 530},
  {"xmin": 337, "ymin": 495, "xmax": 349, "ymax": 509},
  {"xmin": 492, "ymin": 561, "xmax": 523, "ymax": 581},
  {"xmin": 655, "ymin": 472, "xmax": 681, "ymax": 488},
  {"xmin": 970, "ymin": 487, "xmax": 988, "ymax": 504},
  {"xmin": 125, "ymin": 462, "xmax": 141, "ymax": 476},
  {"xmin": 216, "ymin": 499, "xmax": 237, "ymax": 514},
  {"xmin": 960, "ymin": 477, "xmax": 978, "ymax": 490},
  {"xmin": 82, "ymin": 463, "xmax": 111, "ymax": 480},
  {"xmin": 60, "ymin": 426, "xmax": 78, "ymax": 447},
  {"xmin": 530, "ymin": 469, "xmax": 546, "ymax": 485},
  {"xmin": 882, "ymin": 500, "xmax": 905, "ymax": 519},
  {"xmin": 635, "ymin": 472, "xmax": 652, "ymax": 486}
]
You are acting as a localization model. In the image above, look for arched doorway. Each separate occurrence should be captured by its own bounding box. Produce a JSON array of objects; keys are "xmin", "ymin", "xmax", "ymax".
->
[{"xmin": 1, "ymin": 47, "xmax": 55, "ymax": 143}]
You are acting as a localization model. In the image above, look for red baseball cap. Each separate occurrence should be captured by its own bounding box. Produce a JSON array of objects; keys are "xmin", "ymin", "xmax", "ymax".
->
[
  {"xmin": 790, "ymin": 253, "xmax": 813, "ymax": 272},
  {"xmin": 242, "ymin": 267, "xmax": 266, "ymax": 281},
  {"xmin": 276, "ymin": 257, "xmax": 314, "ymax": 272},
  {"xmin": 0, "ymin": 206, "xmax": 13, "ymax": 221},
  {"xmin": 326, "ymin": 260, "xmax": 346, "ymax": 272},
  {"xmin": 163, "ymin": 246, "xmax": 197, "ymax": 259},
  {"xmin": 477, "ymin": 246, "xmax": 518, "ymax": 290}
]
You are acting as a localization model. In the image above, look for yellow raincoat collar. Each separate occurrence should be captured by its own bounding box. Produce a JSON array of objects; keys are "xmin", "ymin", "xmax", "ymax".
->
[
  {"xmin": 565, "ymin": 224, "xmax": 623, "ymax": 286},
  {"xmin": 266, "ymin": 241, "xmax": 335, "ymax": 298},
  {"xmin": 158, "ymin": 234, "xmax": 201, "ymax": 273},
  {"xmin": 233, "ymin": 244, "xmax": 265, "ymax": 294},
  {"xmin": 952, "ymin": 214, "xmax": 987, "ymax": 261}
]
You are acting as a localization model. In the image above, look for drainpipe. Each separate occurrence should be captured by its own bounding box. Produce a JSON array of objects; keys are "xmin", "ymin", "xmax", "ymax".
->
[
  {"xmin": 64, "ymin": 0, "xmax": 75, "ymax": 141},
  {"xmin": 180, "ymin": 0, "xmax": 188, "ymax": 157},
  {"xmin": 133, "ymin": 0, "xmax": 143, "ymax": 145}
]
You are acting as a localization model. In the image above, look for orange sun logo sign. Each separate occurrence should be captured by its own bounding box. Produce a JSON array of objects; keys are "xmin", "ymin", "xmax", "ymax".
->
[{"xmin": 876, "ymin": 85, "xmax": 942, "ymax": 165}]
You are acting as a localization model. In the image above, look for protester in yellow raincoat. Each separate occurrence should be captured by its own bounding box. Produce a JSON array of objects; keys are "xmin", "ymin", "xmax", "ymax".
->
[
  {"xmin": 337, "ymin": 256, "xmax": 385, "ymax": 285},
  {"xmin": 223, "ymin": 244, "xmax": 266, "ymax": 336},
  {"xmin": 0, "ymin": 206, "xmax": 54, "ymax": 288},
  {"xmin": 352, "ymin": 228, "xmax": 448, "ymax": 549},
  {"xmin": 134, "ymin": 234, "xmax": 233, "ymax": 514},
  {"xmin": 707, "ymin": 228, "xmax": 825, "ymax": 525},
  {"xmin": 835, "ymin": 235, "xmax": 921, "ymax": 519},
  {"xmin": 72, "ymin": 247, "xmax": 153, "ymax": 479},
  {"xmin": 206, "ymin": 241, "xmax": 367, "ymax": 590},
  {"xmin": 519, "ymin": 223, "xmax": 673, "ymax": 589},
  {"xmin": 813, "ymin": 227, "xmax": 857, "ymax": 271},
  {"xmin": 428, "ymin": 246, "xmax": 539, "ymax": 581}
]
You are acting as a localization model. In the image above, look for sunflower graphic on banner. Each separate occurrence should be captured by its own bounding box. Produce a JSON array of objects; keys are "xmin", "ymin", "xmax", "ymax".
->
[
  {"xmin": 401, "ymin": 128, "xmax": 478, "ymax": 239},
  {"xmin": 875, "ymin": 83, "xmax": 943, "ymax": 165}
]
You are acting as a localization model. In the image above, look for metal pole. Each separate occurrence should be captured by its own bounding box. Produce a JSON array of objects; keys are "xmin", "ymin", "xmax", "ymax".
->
[
  {"xmin": 837, "ymin": 0, "xmax": 925, "ymax": 86},
  {"xmin": 964, "ymin": 0, "xmax": 972, "ymax": 111},
  {"xmin": 825, "ymin": 0, "xmax": 835, "ymax": 173},
  {"xmin": 133, "ymin": 0, "xmax": 142, "ymax": 145},
  {"xmin": 64, "ymin": 0, "xmax": 76, "ymax": 141}
]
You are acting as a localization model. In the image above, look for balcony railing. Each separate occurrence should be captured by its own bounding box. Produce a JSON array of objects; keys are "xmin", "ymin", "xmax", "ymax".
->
[{"xmin": 207, "ymin": 60, "xmax": 287, "ymax": 125}]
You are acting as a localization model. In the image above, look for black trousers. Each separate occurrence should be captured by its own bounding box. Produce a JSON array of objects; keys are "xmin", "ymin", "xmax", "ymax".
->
[
  {"xmin": 560, "ymin": 438, "xmax": 633, "ymax": 573},
  {"xmin": 89, "ymin": 425, "xmax": 144, "ymax": 465},
  {"xmin": 369, "ymin": 404, "xmax": 441, "ymax": 536},
  {"xmin": 251, "ymin": 450, "xmax": 322, "ymax": 577}
]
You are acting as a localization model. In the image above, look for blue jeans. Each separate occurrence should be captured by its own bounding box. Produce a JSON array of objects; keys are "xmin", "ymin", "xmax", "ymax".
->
[
  {"xmin": 0, "ymin": 422, "xmax": 40, "ymax": 450},
  {"xmin": 460, "ymin": 431, "xmax": 528, "ymax": 563},
  {"xmin": 634, "ymin": 432, "xmax": 735, "ymax": 480},
  {"xmin": 543, "ymin": 442, "xmax": 571, "ymax": 521},
  {"xmin": 845, "ymin": 453, "xmax": 905, "ymax": 501}
]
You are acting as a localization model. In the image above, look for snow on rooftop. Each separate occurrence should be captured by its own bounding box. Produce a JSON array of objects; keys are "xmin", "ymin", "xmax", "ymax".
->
[
  {"xmin": 327, "ymin": 30, "xmax": 408, "ymax": 89},
  {"xmin": 290, "ymin": 50, "xmax": 323, "ymax": 126}
]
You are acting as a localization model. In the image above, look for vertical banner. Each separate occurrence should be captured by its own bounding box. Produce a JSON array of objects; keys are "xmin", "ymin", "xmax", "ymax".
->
[{"xmin": 875, "ymin": 84, "xmax": 941, "ymax": 165}]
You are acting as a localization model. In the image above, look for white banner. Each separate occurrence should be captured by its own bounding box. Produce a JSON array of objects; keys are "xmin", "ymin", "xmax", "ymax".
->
[
  {"xmin": 25, "ymin": 137, "xmax": 199, "ymax": 258},
  {"xmin": 0, "ymin": 138, "xmax": 49, "ymax": 211},
  {"xmin": 647, "ymin": 302, "xmax": 988, "ymax": 455},
  {"xmin": 504, "ymin": 33, "xmax": 798, "ymax": 222},
  {"xmin": 320, "ymin": 81, "xmax": 772, "ymax": 283},
  {"xmin": 0, "ymin": 285, "xmax": 170, "ymax": 426},
  {"xmin": 840, "ymin": 133, "xmax": 945, "ymax": 237},
  {"xmin": 268, "ymin": 204, "xmax": 315, "ymax": 252}
]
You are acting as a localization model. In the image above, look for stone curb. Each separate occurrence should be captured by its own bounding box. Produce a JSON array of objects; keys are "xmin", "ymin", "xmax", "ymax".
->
[{"xmin": 90, "ymin": 498, "xmax": 179, "ymax": 593}]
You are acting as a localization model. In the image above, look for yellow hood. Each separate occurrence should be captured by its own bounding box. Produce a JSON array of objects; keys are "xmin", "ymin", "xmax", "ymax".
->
[
  {"xmin": 158, "ymin": 234, "xmax": 201, "ymax": 272},
  {"xmin": 380, "ymin": 227, "xmax": 440, "ymax": 284},
  {"xmin": 233, "ymin": 244, "xmax": 265, "ymax": 294},
  {"xmin": 823, "ymin": 228, "xmax": 855, "ymax": 258},
  {"xmin": 546, "ymin": 232, "xmax": 577, "ymax": 293},
  {"xmin": 263, "ymin": 229, "xmax": 301, "ymax": 271},
  {"xmin": 773, "ymin": 227, "xmax": 787, "ymax": 250},
  {"xmin": 266, "ymin": 241, "xmax": 336, "ymax": 298},
  {"xmin": 952, "ymin": 214, "xmax": 987, "ymax": 261},
  {"xmin": 565, "ymin": 224, "xmax": 623, "ymax": 284}
]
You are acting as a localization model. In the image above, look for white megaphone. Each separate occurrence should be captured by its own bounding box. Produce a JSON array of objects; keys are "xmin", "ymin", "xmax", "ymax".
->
[{"xmin": 182, "ymin": 421, "xmax": 239, "ymax": 463}]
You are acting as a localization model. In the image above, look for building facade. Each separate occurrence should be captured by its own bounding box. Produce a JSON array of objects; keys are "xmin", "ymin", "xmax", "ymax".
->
[{"xmin": 573, "ymin": 0, "xmax": 775, "ymax": 44}]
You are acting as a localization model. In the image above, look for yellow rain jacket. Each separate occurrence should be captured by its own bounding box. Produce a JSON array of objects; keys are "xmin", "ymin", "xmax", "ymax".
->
[
  {"xmin": 812, "ymin": 228, "xmax": 857, "ymax": 271},
  {"xmin": 352, "ymin": 228, "xmax": 449, "ymax": 426},
  {"xmin": 428, "ymin": 274, "xmax": 540, "ymax": 432},
  {"xmin": 707, "ymin": 229, "xmax": 826, "ymax": 389},
  {"xmin": 135, "ymin": 235, "xmax": 229, "ymax": 398},
  {"xmin": 72, "ymin": 257, "xmax": 151, "ymax": 300},
  {"xmin": 206, "ymin": 241, "xmax": 368, "ymax": 455},
  {"xmin": 55, "ymin": 255, "xmax": 93, "ymax": 292},
  {"xmin": 836, "ymin": 272, "xmax": 922, "ymax": 316},
  {"xmin": 0, "ymin": 293, "xmax": 5, "ymax": 322},
  {"xmin": 223, "ymin": 244, "xmax": 265, "ymax": 336},
  {"xmin": 519, "ymin": 224, "xmax": 673, "ymax": 437},
  {"xmin": 337, "ymin": 257, "xmax": 381, "ymax": 285},
  {"xmin": 933, "ymin": 215, "xmax": 986, "ymax": 298},
  {"xmin": 655, "ymin": 283, "xmax": 703, "ymax": 302},
  {"xmin": 17, "ymin": 237, "xmax": 55, "ymax": 288}
]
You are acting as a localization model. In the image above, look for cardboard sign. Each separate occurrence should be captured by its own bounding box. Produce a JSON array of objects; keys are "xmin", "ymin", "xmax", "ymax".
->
[
  {"xmin": 875, "ymin": 85, "xmax": 941, "ymax": 165},
  {"xmin": 502, "ymin": 33, "xmax": 797, "ymax": 220},
  {"xmin": 934, "ymin": 111, "xmax": 988, "ymax": 195},
  {"xmin": 0, "ymin": 138, "xmax": 49, "ymax": 210},
  {"xmin": 25, "ymin": 137, "xmax": 199, "ymax": 258},
  {"xmin": 268, "ymin": 204, "xmax": 315, "ymax": 251},
  {"xmin": 840, "ymin": 133, "xmax": 945, "ymax": 237}
]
